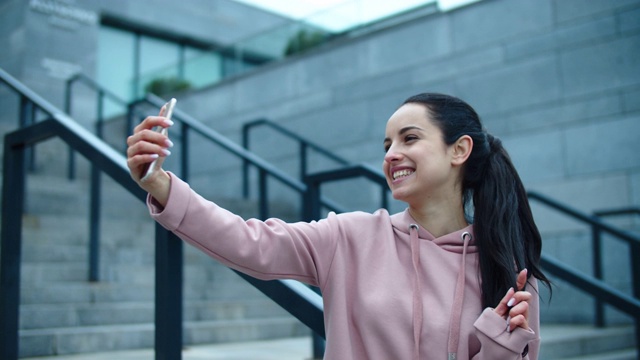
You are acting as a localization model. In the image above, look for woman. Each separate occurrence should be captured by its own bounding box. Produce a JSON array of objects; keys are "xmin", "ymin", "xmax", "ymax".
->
[{"xmin": 127, "ymin": 93, "xmax": 551, "ymax": 359}]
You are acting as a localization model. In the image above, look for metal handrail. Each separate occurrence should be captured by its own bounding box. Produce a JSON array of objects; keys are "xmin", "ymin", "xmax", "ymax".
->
[
  {"xmin": 242, "ymin": 118, "xmax": 388, "ymax": 211},
  {"xmin": 526, "ymin": 192, "xmax": 640, "ymax": 308},
  {"xmin": 591, "ymin": 206, "xmax": 640, "ymax": 328},
  {"xmin": 242, "ymin": 118, "xmax": 350, "ymax": 197},
  {"xmin": 0, "ymin": 67, "xmax": 324, "ymax": 359},
  {"xmin": 594, "ymin": 207, "xmax": 640, "ymax": 218},
  {"xmin": 303, "ymin": 165, "xmax": 640, "ymax": 352},
  {"xmin": 65, "ymin": 73, "xmax": 150, "ymax": 179}
]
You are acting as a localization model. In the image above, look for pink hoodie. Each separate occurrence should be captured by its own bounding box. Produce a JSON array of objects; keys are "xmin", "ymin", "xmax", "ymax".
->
[{"xmin": 148, "ymin": 173, "xmax": 540, "ymax": 359}]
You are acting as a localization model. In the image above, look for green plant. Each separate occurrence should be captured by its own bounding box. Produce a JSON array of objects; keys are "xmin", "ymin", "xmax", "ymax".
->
[
  {"xmin": 284, "ymin": 29, "xmax": 327, "ymax": 56},
  {"xmin": 144, "ymin": 77, "xmax": 192, "ymax": 96}
]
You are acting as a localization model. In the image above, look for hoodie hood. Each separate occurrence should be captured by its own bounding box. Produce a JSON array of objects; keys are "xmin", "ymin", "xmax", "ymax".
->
[
  {"xmin": 391, "ymin": 209, "xmax": 477, "ymax": 360},
  {"xmin": 390, "ymin": 209, "xmax": 478, "ymax": 253}
]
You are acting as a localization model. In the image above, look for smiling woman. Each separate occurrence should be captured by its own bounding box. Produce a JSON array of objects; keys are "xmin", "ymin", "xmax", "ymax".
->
[{"xmin": 127, "ymin": 91, "xmax": 550, "ymax": 360}]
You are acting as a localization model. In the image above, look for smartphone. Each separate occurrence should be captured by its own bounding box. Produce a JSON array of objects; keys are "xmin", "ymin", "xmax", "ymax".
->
[{"xmin": 140, "ymin": 98, "xmax": 176, "ymax": 182}]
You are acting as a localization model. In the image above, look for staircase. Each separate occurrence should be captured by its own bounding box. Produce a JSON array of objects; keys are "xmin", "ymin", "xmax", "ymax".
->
[
  {"xmin": 13, "ymin": 151, "xmax": 638, "ymax": 360},
  {"xmin": 16, "ymin": 171, "xmax": 307, "ymax": 357}
]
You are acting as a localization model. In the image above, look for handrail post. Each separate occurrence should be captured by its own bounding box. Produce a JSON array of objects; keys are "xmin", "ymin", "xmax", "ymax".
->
[
  {"xmin": 88, "ymin": 163, "xmax": 101, "ymax": 282},
  {"xmin": 300, "ymin": 142, "xmax": 307, "ymax": 181},
  {"xmin": 303, "ymin": 176, "xmax": 325, "ymax": 359},
  {"xmin": 126, "ymin": 103, "xmax": 136, "ymax": 154},
  {"xmin": 630, "ymin": 240, "xmax": 640, "ymax": 350},
  {"xmin": 65, "ymin": 77, "xmax": 76, "ymax": 180},
  {"xmin": 242, "ymin": 123, "xmax": 250, "ymax": 199},
  {"xmin": 97, "ymin": 89, "xmax": 104, "ymax": 139},
  {"xmin": 380, "ymin": 185, "xmax": 388, "ymax": 210},
  {"xmin": 0, "ymin": 138, "xmax": 27, "ymax": 360},
  {"xmin": 299, "ymin": 143, "xmax": 308, "ymax": 215},
  {"xmin": 592, "ymin": 225, "xmax": 604, "ymax": 327},
  {"xmin": 181, "ymin": 122, "xmax": 189, "ymax": 180},
  {"xmin": 258, "ymin": 169, "xmax": 268, "ymax": 220},
  {"xmin": 630, "ymin": 239, "xmax": 640, "ymax": 300},
  {"xmin": 88, "ymin": 95, "xmax": 105, "ymax": 282},
  {"xmin": 154, "ymin": 224, "xmax": 183, "ymax": 360},
  {"xmin": 20, "ymin": 96, "xmax": 35, "ymax": 171}
]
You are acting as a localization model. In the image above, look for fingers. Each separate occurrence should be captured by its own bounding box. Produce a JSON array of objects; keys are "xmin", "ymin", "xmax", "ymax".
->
[
  {"xmin": 493, "ymin": 268, "xmax": 533, "ymax": 333},
  {"xmin": 130, "ymin": 116, "xmax": 174, "ymax": 140},
  {"xmin": 516, "ymin": 268, "xmax": 528, "ymax": 291},
  {"xmin": 507, "ymin": 300, "xmax": 530, "ymax": 332},
  {"xmin": 503, "ymin": 287, "xmax": 532, "ymax": 332},
  {"xmin": 494, "ymin": 287, "xmax": 516, "ymax": 318},
  {"xmin": 127, "ymin": 115, "xmax": 174, "ymax": 182}
]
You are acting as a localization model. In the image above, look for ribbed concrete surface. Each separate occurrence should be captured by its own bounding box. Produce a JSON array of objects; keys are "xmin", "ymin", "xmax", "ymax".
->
[
  {"xmin": 21, "ymin": 336, "xmax": 314, "ymax": 360},
  {"xmin": 20, "ymin": 325, "xmax": 639, "ymax": 360}
]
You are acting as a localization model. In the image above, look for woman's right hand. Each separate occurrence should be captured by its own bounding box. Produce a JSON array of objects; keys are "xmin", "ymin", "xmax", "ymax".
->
[
  {"xmin": 494, "ymin": 269, "xmax": 531, "ymax": 333},
  {"xmin": 126, "ymin": 112, "xmax": 174, "ymax": 207}
]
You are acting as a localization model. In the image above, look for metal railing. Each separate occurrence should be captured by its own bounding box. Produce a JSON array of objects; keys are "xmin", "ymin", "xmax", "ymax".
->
[
  {"xmin": 242, "ymin": 118, "xmax": 350, "ymax": 196},
  {"xmin": 527, "ymin": 194, "xmax": 640, "ymax": 333},
  {"xmin": 592, "ymin": 207, "xmax": 640, "ymax": 328},
  {"xmin": 592, "ymin": 207, "xmax": 639, "ymax": 328},
  {"xmin": 242, "ymin": 118, "xmax": 388, "ymax": 212},
  {"xmin": 0, "ymin": 67, "xmax": 324, "ymax": 359},
  {"xmin": 303, "ymin": 164, "xmax": 640, "ymax": 353}
]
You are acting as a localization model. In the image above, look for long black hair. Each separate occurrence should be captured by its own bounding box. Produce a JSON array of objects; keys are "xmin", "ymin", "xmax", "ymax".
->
[{"xmin": 403, "ymin": 93, "xmax": 551, "ymax": 308}]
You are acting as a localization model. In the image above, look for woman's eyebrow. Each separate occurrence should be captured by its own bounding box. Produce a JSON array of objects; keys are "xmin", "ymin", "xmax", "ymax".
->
[
  {"xmin": 399, "ymin": 125, "xmax": 424, "ymax": 134},
  {"xmin": 383, "ymin": 126, "xmax": 424, "ymax": 144}
]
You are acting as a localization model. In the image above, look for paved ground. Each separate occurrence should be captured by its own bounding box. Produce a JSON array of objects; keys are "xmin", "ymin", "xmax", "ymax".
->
[{"xmin": 22, "ymin": 337, "xmax": 314, "ymax": 360}]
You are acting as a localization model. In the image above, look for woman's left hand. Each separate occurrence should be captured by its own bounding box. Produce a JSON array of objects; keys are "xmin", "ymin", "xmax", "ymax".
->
[{"xmin": 494, "ymin": 269, "xmax": 532, "ymax": 332}]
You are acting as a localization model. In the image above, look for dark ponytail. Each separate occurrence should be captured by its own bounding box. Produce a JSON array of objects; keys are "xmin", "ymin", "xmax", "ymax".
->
[{"xmin": 402, "ymin": 93, "xmax": 551, "ymax": 308}]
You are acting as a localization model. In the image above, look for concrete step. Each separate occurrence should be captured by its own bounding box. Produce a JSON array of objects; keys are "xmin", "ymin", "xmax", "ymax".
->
[
  {"xmin": 19, "ymin": 274, "xmax": 267, "ymax": 305},
  {"xmin": 22, "ymin": 213, "xmax": 155, "ymax": 247},
  {"xmin": 539, "ymin": 325, "xmax": 637, "ymax": 359},
  {"xmin": 19, "ymin": 317, "xmax": 309, "ymax": 358},
  {"xmin": 24, "ymin": 173, "xmax": 148, "ymax": 219},
  {"xmin": 20, "ymin": 336, "xmax": 315, "ymax": 360},
  {"xmin": 20, "ymin": 298, "xmax": 293, "ymax": 329},
  {"xmin": 561, "ymin": 348, "xmax": 638, "ymax": 360},
  {"xmin": 19, "ymin": 282, "xmax": 151, "ymax": 305},
  {"xmin": 20, "ymin": 258, "xmax": 261, "ymax": 288}
]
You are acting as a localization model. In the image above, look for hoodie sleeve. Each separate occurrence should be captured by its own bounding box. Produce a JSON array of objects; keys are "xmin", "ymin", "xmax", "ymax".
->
[
  {"xmin": 147, "ymin": 172, "xmax": 338, "ymax": 288},
  {"xmin": 471, "ymin": 279, "xmax": 541, "ymax": 360}
]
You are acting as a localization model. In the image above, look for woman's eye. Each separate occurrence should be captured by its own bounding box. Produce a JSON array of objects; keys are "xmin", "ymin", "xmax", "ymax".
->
[{"xmin": 405, "ymin": 135, "xmax": 418, "ymax": 142}]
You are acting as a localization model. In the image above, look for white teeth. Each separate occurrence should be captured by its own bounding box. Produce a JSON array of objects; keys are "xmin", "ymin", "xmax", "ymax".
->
[{"xmin": 393, "ymin": 170, "xmax": 414, "ymax": 180}]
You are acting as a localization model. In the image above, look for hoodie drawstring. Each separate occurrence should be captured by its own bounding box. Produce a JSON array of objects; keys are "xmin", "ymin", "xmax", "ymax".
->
[
  {"xmin": 409, "ymin": 224, "xmax": 422, "ymax": 360},
  {"xmin": 409, "ymin": 225, "xmax": 472, "ymax": 360},
  {"xmin": 447, "ymin": 231, "xmax": 471, "ymax": 360}
]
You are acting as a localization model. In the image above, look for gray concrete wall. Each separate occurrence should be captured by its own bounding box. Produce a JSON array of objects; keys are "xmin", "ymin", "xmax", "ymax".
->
[{"xmin": 176, "ymin": 0, "xmax": 640, "ymax": 324}]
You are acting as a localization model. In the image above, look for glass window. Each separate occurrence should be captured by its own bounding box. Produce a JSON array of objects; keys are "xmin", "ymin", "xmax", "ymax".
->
[
  {"xmin": 184, "ymin": 47, "xmax": 223, "ymax": 88},
  {"xmin": 98, "ymin": 23, "xmax": 253, "ymax": 105},
  {"xmin": 97, "ymin": 26, "xmax": 135, "ymax": 115},
  {"xmin": 137, "ymin": 35, "xmax": 180, "ymax": 98}
]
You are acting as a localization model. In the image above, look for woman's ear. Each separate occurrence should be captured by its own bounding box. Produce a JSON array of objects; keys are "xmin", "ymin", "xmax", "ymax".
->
[{"xmin": 451, "ymin": 135, "xmax": 473, "ymax": 166}]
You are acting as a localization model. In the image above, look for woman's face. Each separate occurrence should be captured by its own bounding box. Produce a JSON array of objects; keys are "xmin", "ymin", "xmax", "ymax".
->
[{"xmin": 382, "ymin": 103, "xmax": 458, "ymax": 205}]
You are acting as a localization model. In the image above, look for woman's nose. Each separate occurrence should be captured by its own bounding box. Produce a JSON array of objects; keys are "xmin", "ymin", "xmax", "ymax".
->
[{"xmin": 384, "ymin": 146, "xmax": 402, "ymax": 163}]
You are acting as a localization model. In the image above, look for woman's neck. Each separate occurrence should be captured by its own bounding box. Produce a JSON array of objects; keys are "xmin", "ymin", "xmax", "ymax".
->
[{"xmin": 408, "ymin": 194, "xmax": 468, "ymax": 238}]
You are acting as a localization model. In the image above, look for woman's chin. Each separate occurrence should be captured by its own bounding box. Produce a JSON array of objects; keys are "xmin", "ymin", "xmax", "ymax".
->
[{"xmin": 391, "ymin": 189, "xmax": 410, "ymax": 202}]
